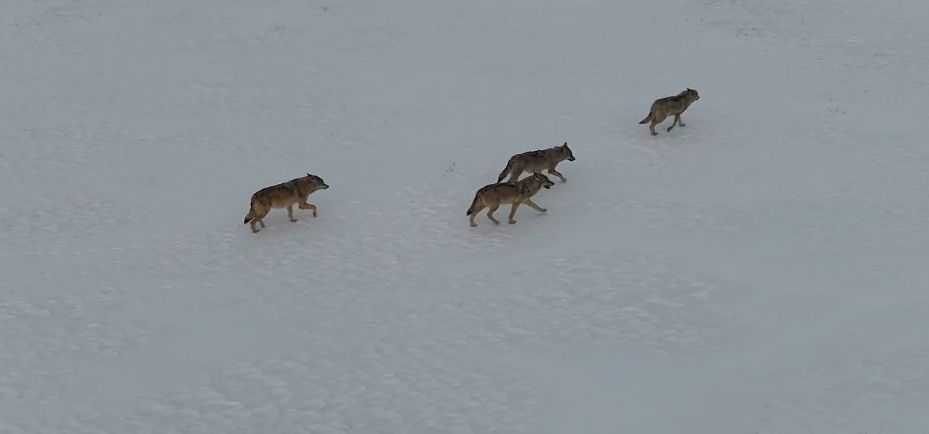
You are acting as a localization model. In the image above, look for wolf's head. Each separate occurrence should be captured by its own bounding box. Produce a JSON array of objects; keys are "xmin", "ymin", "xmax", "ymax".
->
[
  {"xmin": 560, "ymin": 142, "xmax": 576, "ymax": 161},
  {"xmin": 530, "ymin": 173, "xmax": 555, "ymax": 189},
  {"xmin": 684, "ymin": 88, "xmax": 700, "ymax": 101},
  {"xmin": 305, "ymin": 173, "xmax": 329, "ymax": 190}
]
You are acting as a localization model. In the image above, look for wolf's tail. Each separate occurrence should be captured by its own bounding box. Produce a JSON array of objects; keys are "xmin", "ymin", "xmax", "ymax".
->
[
  {"xmin": 497, "ymin": 159, "xmax": 514, "ymax": 182},
  {"xmin": 243, "ymin": 207, "xmax": 255, "ymax": 224},
  {"xmin": 638, "ymin": 111, "xmax": 652, "ymax": 124},
  {"xmin": 466, "ymin": 193, "xmax": 480, "ymax": 216}
]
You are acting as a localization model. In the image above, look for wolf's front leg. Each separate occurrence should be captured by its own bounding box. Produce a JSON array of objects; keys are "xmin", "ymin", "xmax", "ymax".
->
[
  {"xmin": 299, "ymin": 201, "xmax": 317, "ymax": 217},
  {"xmin": 524, "ymin": 199, "xmax": 547, "ymax": 213},
  {"xmin": 548, "ymin": 167, "xmax": 566, "ymax": 183}
]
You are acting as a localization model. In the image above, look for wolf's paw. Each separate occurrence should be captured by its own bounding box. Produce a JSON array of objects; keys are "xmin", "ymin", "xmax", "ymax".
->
[
  {"xmin": 470, "ymin": 222, "xmax": 477, "ymax": 227},
  {"xmin": 508, "ymin": 220, "xmax": 516, "ymax": 224},
  {"xmin": 539, "ymin": 208, "xmax": 547, "ymax": 213},
  {"xmin": 290, "ymin": 218, "xmax": 298, "ymax": 222}
]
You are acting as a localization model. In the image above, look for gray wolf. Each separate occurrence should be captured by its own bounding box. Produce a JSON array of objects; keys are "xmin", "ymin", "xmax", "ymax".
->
[
  {"xmin": 243, "ymin": 173, "xmax": 329, "ymax": 233},
  {"xmin": 638, "ymin": 88, "xmax": 700, "ymax": 135},
  {"xmin": 497, "ymin": 142, "xmax": 576, "ymax": 183},
  {"xmin": 467, "ymin": 173, "xmax": 555, "ymax": 227}
]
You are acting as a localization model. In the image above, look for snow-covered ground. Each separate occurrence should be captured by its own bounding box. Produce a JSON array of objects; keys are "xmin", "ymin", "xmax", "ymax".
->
[{"xmin": 2, "ymin": 0, "xmax": 928, "ymax": 432}]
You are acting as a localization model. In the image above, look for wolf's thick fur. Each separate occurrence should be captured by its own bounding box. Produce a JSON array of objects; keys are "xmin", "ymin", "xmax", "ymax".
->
[
  {"xmin": 497, "ymin": 142, "xmax": 576, "ymax": 183},
  {"xmin": 467, "ymin": 173, "xmax": 555, "ymax": 227},
  {"xmin": 639, "ymin": 88, "xmax": 700, "ymax": 136},
  {"xmin": 244, "ymin": 173, "xmax": 329, "ymax": 233}
]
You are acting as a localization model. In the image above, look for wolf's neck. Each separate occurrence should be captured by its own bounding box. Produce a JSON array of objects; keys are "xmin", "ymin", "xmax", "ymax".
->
[{"xmin": 519, "ymin": 181, "xmax": 540, "ymax": 195}]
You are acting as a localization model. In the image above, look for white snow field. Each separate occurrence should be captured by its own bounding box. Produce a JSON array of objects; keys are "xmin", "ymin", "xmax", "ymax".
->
[{"xmin": 2, "ymin": 0, "xmax": 929, "ymax": 432}]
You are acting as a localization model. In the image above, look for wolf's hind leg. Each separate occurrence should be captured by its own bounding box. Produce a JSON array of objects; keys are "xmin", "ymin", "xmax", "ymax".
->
[
  {"xmin": 487, "ymin": 204, "xmax": 501, "ymax": 225},
  {"xmin": 508, "ymin": 203, "xmax": 521, "ymax": 224},
  {"xmin": 251, "ymin": 207, "xmax": 269, "ymax": 231},
  {"xmin": 469, "ymin": 204, "xmax": 485, "ymax": 227},
  {"xmin": 287, "ymin": 205, "xmax": 298, "ymax": 222},
  {"xmin": 650, "ymin": 113, "xmax": 666, "ymax": 136},
  {"xmin": 507, "ymin": 165, "xmax": 524, "ymax": 183}
]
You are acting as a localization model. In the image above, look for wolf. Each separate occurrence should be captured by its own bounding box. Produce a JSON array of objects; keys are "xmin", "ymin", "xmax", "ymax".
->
[
  {"xmin": 243, "ymin": 173, "xmax": 329, "ymax": 233},
  {"xmin": 497, "ymin": 142, "xmax": 576, "ymax": 183},
  {"xmin": 466, "ymin": 173, "xmax": 555, "ymax": 227},
  {"xmin": 638, "ymin": 88, "xmax": 700, "ymax": 136}
]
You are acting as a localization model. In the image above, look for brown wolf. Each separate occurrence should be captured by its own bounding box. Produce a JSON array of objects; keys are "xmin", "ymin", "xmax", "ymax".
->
[
  {"xmin": 243, "ymin": 173, "xmax": 329, "ymax": 233},
  {"xmin": 466, "ymin": 173, "xmax": 555, "ymax": 227},
  {"xmin": 638, "ymin": 88, "xmax": 700, "ymax": 136},
  {"xmin": 497, "ymin": 142, "xmax": 576, "ymax": 183}
]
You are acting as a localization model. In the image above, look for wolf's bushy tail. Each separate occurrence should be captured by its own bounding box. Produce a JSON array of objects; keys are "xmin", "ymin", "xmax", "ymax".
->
[
  {"xmin": 466, "ymin": 193, "xmax": 480, "ymax": 216},
  {"xmin": 497, "ymin": 160, "xmax": 514, "ymax": 182},
  {"xmin": 638, "ymin": 112, "xmax": 652, "ymax": 124},
  {"xmin": 243, "ymin": 207, "xmax": 255, "ymax": 224}
]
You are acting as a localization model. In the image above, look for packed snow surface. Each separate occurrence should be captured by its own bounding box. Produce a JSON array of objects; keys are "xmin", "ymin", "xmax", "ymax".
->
[{"xmin": 2, "ymin": 0, "xmax": 928, "ymax": 432}]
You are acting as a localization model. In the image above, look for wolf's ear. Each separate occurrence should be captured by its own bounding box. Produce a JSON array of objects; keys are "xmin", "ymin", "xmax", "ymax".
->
[
  {"xmin": 307, "ymin": 172, "xmax": 311, "ymax": 177},
  {"xmin": 562, "ymin": 142, "xmax": 568, "ymax": 147}
]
